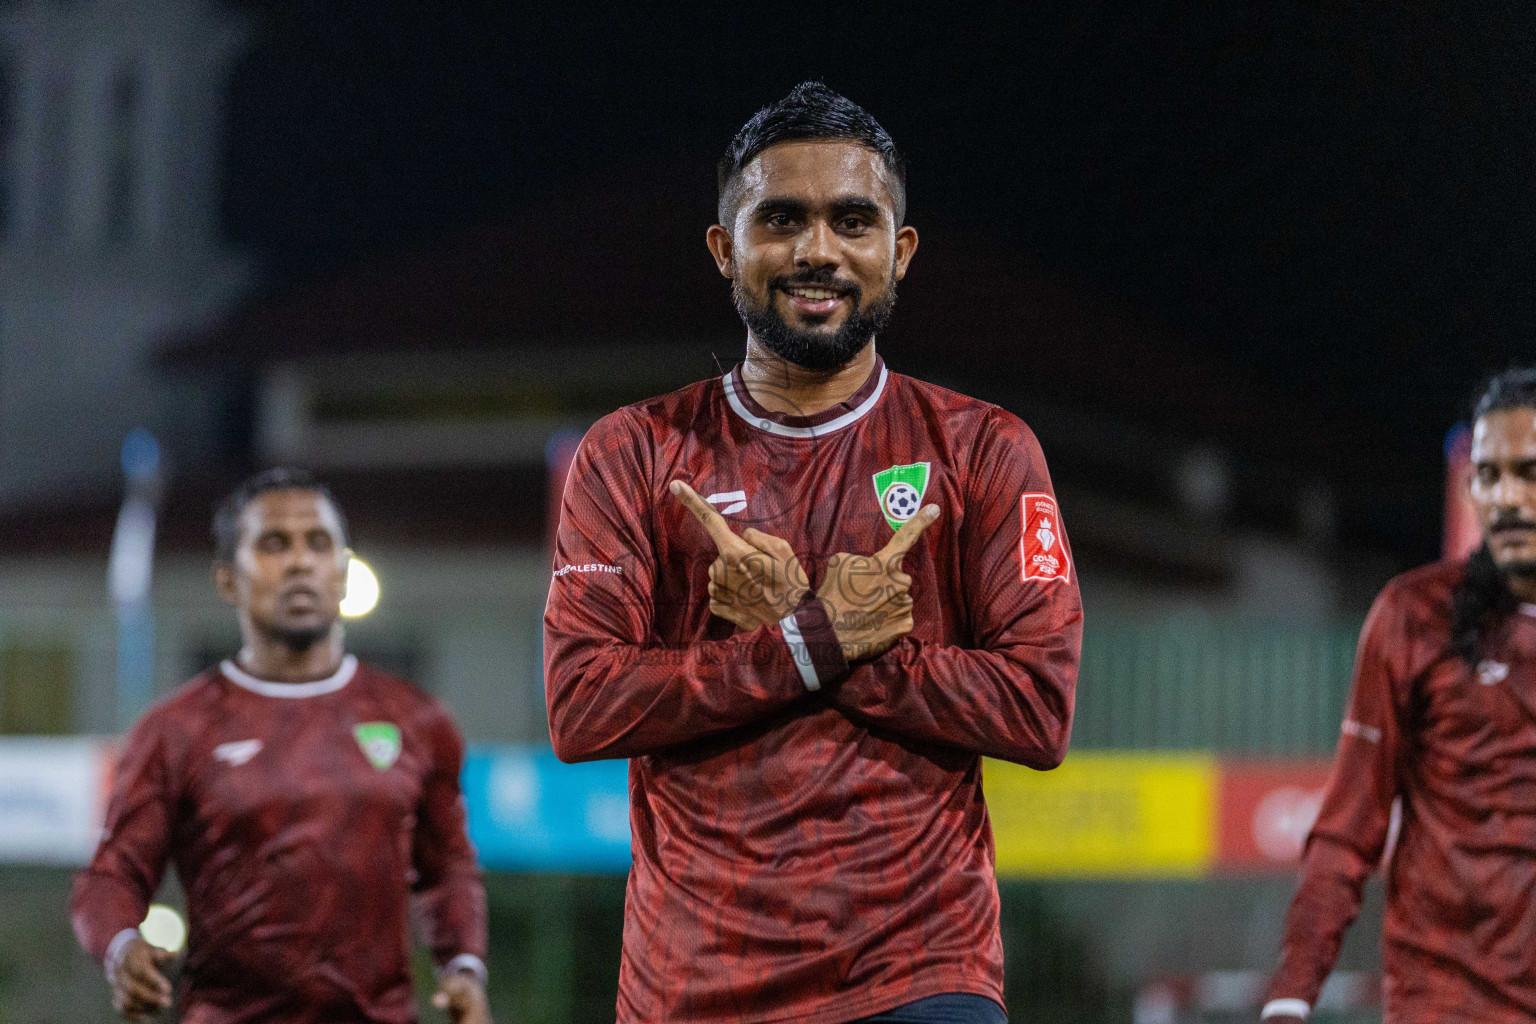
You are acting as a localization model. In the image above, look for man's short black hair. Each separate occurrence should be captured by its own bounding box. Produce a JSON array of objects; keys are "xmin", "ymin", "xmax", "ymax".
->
[
  {"xmin": 1474, "ymin": 366, "xmax": 1536, "ymax": 421},
  {"xmin": 716, "ymin": 81, "xmax": 907, "ymax": 228},
  {"xmin": 213, "ymin": 467, "xmax": 348, "ymax": 562}
]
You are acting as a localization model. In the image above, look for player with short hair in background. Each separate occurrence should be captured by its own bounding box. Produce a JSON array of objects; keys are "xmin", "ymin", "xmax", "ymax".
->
[
  {"xmin": 544, "ymin": 82, "xmax": 1083, "ymax": 1024},
  {"xmin": 1263, "ymin": 368, "xmax": 1536, "ymax": 1023},
  {"xmin": 71, "ymin": 468, "xmax": 490, "ymax": 1024}
]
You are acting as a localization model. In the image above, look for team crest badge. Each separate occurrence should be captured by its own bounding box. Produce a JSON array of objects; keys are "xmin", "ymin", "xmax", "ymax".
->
[
  {"xmin": 353, "ymin": 722, "xmax": 402, "ymax": 771},
  {"xmin": 1020, "ymin": 493, "xmax": 1071, "ymax": 583},
  {"xmin": 872, "ymin": 462, "xmax": 931, "ymax": 531}
]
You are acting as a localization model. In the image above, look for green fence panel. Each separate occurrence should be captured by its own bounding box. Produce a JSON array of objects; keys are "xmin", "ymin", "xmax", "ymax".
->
[{"xmin": 1072, "ymin": 617, "xmax": 1362, "ymax": 755}]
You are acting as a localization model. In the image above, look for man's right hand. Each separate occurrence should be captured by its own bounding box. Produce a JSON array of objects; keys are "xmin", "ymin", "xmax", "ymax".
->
[
  {"xmin": 671, "ymin": 480, "xmax": 808, "ymax": 631},
  {"xmin": 110, "ymin": 937, "xmax": 174, "ymax": 1021},
  {"xmin": 818, "ymin": 504, "xmax": 939, "ymax": 663}
]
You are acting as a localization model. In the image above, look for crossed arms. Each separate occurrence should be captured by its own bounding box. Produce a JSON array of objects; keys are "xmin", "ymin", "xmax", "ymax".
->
[{"xmin": 542, "ymin": 412, "xmax": 1083, "ymax": 767}]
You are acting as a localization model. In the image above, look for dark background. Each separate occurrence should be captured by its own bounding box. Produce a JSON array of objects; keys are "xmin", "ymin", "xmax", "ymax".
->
[{"xmin": 221, "ymin": 2, "xmax": 1536, "ymax": 564}]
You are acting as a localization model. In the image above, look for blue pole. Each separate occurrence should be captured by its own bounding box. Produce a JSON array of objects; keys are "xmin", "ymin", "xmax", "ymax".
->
[
  {"xmin": 111, "ymin": 430, "xmax": 162, "ymax": 729},
  {"xmin": 116, "ymin": 602, "xmax": 154, "ymax": 727}
]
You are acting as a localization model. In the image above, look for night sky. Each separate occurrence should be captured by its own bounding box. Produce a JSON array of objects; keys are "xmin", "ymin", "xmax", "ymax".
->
[{"xmin": 220, "ymin": 3, "xmax": 1536, "ymax": 561}]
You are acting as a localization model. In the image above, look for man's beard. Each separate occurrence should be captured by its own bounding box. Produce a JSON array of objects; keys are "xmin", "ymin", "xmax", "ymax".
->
[
  {"xmin": 1500, "ymin": 560, "xmax": 1536, "ymax": 580},
  {"xmin": 1488, "ymin": 511, "xmax": 1536, "ymax": 581},
  {"xmin": 733, "ymin": 269, "xmax": 897, "ymax": 372},
  {"xmin": 263, "ymin": 619, "xmax": 334, "ymax": 651}
]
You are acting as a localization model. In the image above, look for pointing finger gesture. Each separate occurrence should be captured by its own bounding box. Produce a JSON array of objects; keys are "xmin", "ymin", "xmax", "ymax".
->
[
  {"xmin": 671, "ymin": 481, "xmax": 753, "ymax": 562},
  {"xmin": 875, "ymin": 503, "xmax": 941, "ymax": 573},
  {"xmin": 672, "ymin": 480, "xmax": 808, "ymax": 631},
  {"xmin": 820, "ymin": 504, "xmax": 941, "ymax": 663}
]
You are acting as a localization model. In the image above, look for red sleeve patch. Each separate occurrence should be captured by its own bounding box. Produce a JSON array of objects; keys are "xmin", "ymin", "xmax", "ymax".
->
[{"xmin": 1020, "ymin": 493, "xmax": 1071, "ymax": 583}]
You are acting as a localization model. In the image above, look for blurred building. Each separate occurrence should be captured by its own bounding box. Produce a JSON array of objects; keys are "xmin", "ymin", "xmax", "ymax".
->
[
  {"xmin": 140, "ymin": 167, "xmax": 1397, "ymax": 747},
  {"xmin": 0, "ymin": 0, "xmax": 253, "ymax": 502},
  {"xmin": 0, "ymin": 9, "xmax": 1416, "ymax": 1019},
  {"xmin": 0, "ymin": 121, "xmax": 1406, "ymax": 744},
  {"xmin": 0, "ymin": 0, "xmax": 1404, "ymax": 752}
]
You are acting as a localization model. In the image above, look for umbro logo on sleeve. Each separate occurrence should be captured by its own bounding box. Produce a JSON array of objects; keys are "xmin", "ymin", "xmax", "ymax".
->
[
  {"xmin": 705, "ymin": 490, "xmax": 748, "ymax": 515},
  {"xmin": 212, "ymin": 739, "xmax": 263, "ymax": 766},
  {"xmin": 1477, "ymin": 660, "xmax": 1510, "ymax": 686}
]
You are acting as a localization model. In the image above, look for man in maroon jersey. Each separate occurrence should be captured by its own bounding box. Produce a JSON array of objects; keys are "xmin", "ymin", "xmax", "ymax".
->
[
  {"xmin": 1263, "ymin": 368, "xmax": 1536, "ymax": 1024},
  {"xmin": 544, "ymin": 82, "xmax": 1083, "ymax": 1024},
  {"xmin": 72, "ymin": 468, "xmax": 490, "ymax": 1024}
]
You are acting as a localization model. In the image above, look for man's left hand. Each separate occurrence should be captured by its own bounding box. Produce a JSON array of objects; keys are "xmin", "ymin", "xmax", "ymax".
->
[{"xmin": 432, "ymin": 972, "xmax": 492, "ymax": 1024}]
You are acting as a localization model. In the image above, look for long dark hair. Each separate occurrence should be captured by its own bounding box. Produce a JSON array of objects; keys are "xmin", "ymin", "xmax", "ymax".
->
[
  {"xmin": 1450, "ymin": 543, "xmax": 1515, "ymax": 662},
  {"xmin": 1448, "ymin": 368, "xmax": 1536, "ymax": 661}
]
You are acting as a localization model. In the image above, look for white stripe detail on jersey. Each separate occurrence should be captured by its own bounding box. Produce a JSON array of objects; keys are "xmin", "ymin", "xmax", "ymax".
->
[
  {"xmin": 221, "ymin": 654, "xmax": 358, "ymax": 698},
  {"xmin": 104, "ymin": 928, "xmax": 141, "ymax": 978},
  {"xmin": 723, "ymin": 366, "xmax": 889, "ymax": 439},
  {"xmin": 779, "ymin": 612, "xmax": 821, "ymax": 691},
  {"xmin": 440, "ymin": 953, "xmax": 489, "ymax": 986},
  {"xmin": 1340, "ymin": 718, "xmax": 1382, "ymax": 743},
  {"xmin": 1260, "ymin": 998, "xmax": 1310, "ymax": 1020},
  {"xmin": 1521, "ymin": 603, "xmax": 1536, "ymax": 619}
]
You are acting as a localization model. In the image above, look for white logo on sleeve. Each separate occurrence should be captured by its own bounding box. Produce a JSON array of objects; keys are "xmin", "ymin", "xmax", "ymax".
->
[
  {"xmin": 213, "ymin": 739, "xmax": 263, "ymax": 766},
  {"xmin": 552, "ymin": 563, "xmax": 623, "ymax": 578},
  {"xmin": 1036, "ymin": 516, "xmax": 1056, "ymax": 552},
  {"xmin": 705, "ymin": 490, "xmax": 748, "ymax": 515},
  {"xmin": 1478, "ymin": 660, "xmax": 1510, "ymax": 686}
]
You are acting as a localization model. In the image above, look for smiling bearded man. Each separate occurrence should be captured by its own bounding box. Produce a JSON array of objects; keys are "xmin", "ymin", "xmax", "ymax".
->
[{"xmin": 543, "ymin": 82, "xmax": 1084, "ymax": 1024}]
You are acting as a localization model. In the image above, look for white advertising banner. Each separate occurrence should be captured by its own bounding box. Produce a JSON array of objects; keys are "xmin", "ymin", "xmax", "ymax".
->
[{"xmin": 0, "ymin": 737, "xmax": 109, "ymax": 865}]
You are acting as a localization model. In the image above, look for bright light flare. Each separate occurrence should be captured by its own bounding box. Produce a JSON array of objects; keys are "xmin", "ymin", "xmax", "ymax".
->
[
  {"xmin": 341, "ymin": 557, "xmax": 380, "ymax": 618},
  {"xmin": 140, "ymin": 904, "xmax": 186, "ymax": 953}
]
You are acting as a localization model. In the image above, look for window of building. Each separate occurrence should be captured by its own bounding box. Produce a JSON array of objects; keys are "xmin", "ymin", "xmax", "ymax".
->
[
  {"xmin": 0, "ymin": 59, "xmax": 12, "ymax": 240},
  {"xmin": 35, "ymin": 69, "xmax": 73, "ymax": 240},
  {"xmin": 0, "ymin": 641, "xmax": 76, "ymax": 735},
  {"xmin": 102, "ymin": 65, "xmax": 140, "ymax": 250}
]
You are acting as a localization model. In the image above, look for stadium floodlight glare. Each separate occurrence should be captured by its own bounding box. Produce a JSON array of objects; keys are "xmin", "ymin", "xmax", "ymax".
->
[
  {"xmin": 140, "ymin": 904, "xmax": 187, "ymax": 954},
  {"xmin": 341, "ymin": 556, "xmax": 380, "ymax": 618}
]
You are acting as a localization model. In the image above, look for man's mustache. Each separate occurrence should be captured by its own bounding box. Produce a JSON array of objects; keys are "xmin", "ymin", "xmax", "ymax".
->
[
  {"xmin": 1489, "ymin": 514, "xmax": 1536, "ymax": 533},
  {"xmin": 768, "ymin": 269, "xmax": 861, "ymax": 299}
]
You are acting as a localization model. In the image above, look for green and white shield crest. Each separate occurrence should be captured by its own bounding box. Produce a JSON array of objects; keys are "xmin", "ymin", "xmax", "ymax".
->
[
  {"xmin": 872, "ymin": 462, "xmax": 931, "ymax": 531},
  {"xmin": 353, "ymin": 722, "xmax": 402, "ymax": 771}
]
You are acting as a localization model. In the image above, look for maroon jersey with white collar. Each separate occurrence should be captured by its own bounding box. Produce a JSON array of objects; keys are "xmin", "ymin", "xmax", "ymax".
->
[
  {"xmin": 71, "ymin": 656, "xmax": 486, "ymax": 1024},
  {"xmin": 1269, "ymin": 560, "xmax": 1536, "ymax": 1023},
  {"xmin": 544, "ymin": 354, "xmax": 1084, "ymax": 1024}
]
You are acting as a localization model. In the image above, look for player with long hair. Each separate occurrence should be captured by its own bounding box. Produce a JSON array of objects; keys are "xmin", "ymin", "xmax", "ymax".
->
[{"xmin": 1264, "ymin": 368, "xmax": 1536, "ymax": 1023}]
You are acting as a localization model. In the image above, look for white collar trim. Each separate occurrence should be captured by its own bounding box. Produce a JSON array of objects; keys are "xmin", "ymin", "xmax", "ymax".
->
[
  {"xmin": 1521, "ymin": 604, "xmax": 1536, "ymax": 619},
  {"xmin": 723, "ymin": 365, "xmax": 888, "ymax": 439},
  {"xmin": 221, "ymin": 654, "xmax": 358, "ymax": 698}
]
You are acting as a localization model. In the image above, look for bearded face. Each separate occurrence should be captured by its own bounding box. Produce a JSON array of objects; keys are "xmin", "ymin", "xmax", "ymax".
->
[
  {"xmin": 1471, "ymin": 409, "xmax": 1536, "ymax": 585},
  {"xmin": 732, "ymin": 266, "xmax": 897, "ymax": 371},
  {"xmin": 708, "ymin": 139, "xmax": 917, "ymax": 374}
]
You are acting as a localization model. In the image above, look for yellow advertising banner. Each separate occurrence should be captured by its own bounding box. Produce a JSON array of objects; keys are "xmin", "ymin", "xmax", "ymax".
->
[{"xmin": 984, "ymin": 752, "xmax": 1216, "ymax": 878}]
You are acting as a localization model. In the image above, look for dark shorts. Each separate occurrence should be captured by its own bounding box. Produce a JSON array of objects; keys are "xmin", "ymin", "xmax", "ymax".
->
[{"xmin": 847, "ymin": 992, "xmax": 1009, "ymax": 1024}]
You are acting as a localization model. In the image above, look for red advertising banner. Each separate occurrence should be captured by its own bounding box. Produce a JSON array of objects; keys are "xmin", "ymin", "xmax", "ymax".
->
[
  {"xmin": 1444, "ymin": 424, "xmax": 1480, "ymax": 561},
  {"xmin": 1215, "ymin": 758, "xmax": 1333, "ymax": 872}
]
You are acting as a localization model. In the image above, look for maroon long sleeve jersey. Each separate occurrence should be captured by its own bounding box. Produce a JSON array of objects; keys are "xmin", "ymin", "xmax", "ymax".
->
[
  {"xmin": 1268, "ymin": 560, "xmax": 1536, "ymax": 1023},
  {"xmin": 71, "ymin": 656, "xmax": 487, "ymax": 1024},
  {"xmin": 544, "ymin": 355, "xmax": 1084, "ymax": 1024}
]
